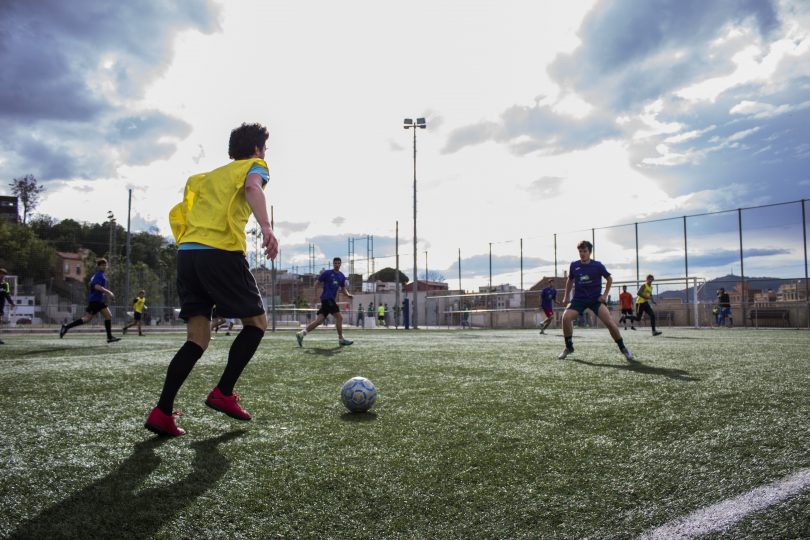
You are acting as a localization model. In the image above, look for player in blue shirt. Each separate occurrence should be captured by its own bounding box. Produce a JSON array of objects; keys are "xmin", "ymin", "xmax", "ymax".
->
[
  {"xmin": 558, "ymin": 241, "xmax": 633, "ymax": 361},
  {"xmin": 296, "ymin": 257, "xmax": 354, "ymax": 347},
  {"xmin": 538, "ymin": 284, "xmax": 557, "ymax": 334},
  {"xmin": 60, "ymin": 258, "xmax": 121, "ymax": 343}
]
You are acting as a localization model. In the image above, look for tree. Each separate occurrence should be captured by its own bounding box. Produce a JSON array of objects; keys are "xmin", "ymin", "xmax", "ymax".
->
[
  {"xmin": 368, "ymin": 267, "xmax": 410, "ymax": 284},
  {"xmin": 9, "ymin": 174, "xmax": 46, "ymax": 224}
]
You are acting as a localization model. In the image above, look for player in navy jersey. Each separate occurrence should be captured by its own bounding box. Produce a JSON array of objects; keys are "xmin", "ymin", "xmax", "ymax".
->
[
  {"xmin": 558, "ymin": 241, "xmax": 634, "ymax": 361},
  {"xmin": 60, "ymin": 258, "xmax": 121, "ymax": 343},
  {"xmin": 297, "ymin": 257, "xmax": 354, "ymax": 347},
  {"xmin": 538, "ymin": 284, "xmax": 557, "ymax": 334}
]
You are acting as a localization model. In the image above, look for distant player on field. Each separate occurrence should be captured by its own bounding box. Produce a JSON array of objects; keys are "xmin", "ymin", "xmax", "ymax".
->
[
  {"xmin": 122, "ymin": 290, "xmax": 147, "ymax": 336},
  {"xmin": 538, "ymin": 283, "xmax": 557, "ymax": 334},
  {"xmin": 618, "ymin": 285, "xmax": 636, "ymax": 330},
  {"xmin": 60, "ymin": 258, "xmax": 121, "ymax": 343},
  {"xmin": 635, "ymin": 274, "xmax": 662, "ymax": 336},
  {"xmin": 0, "ymin": 268, "xmax": 15, "ymax": 345},
  {"xmin": 296, "ymin": 257, "xmax": 354, "ymax": 347},
  {"xmin": 558, "ymin": 240, "xmax": 634, "ymax": 361},
  {"xmin": 144, "ymin": 122, "xmax": 278, "ymax": 437}
]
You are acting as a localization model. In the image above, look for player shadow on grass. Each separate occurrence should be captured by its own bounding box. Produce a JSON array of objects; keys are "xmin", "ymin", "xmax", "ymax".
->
[
  {"xmin": 16, "ymin": 347, "xmax": 74, "ymax": 356},
  {"xmin": 8, "ymin": 430, "xmax": 245, "ymax": 540},
  {"xmin": 303, "ymin": 347, "xmax": 346, "ymax": 357},
  {"xmin": 568, "ymin": 358, "xmax": 700, "ymax": 382}
]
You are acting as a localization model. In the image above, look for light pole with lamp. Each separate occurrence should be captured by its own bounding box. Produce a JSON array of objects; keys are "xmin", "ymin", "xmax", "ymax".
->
[{"xmin": 403, "ymin": 117, "xmax": 426, "ymax": 328}]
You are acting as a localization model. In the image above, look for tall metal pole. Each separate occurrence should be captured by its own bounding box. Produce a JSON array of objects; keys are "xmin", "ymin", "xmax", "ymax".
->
[
  {"xmin": 802, "ymin": 199, "xmax": 809, "ymax": 328},
  {"xmin": 591, "ymin": 228, "xmax": 595, "ymax": 258},
  {"xmin": 458, "ymin": 248, "xmax": 462, "ymax": 293},
  {"xmin": 489, "ymin": 242, "xmax": 492, "ymax": 291},
  {"xmin": 520, "ymin": 238, "xmax": 524, "ymax": 294},
  {"xmin": 635, "ymin": 222, "xmax": 640, "ymax": 290},
  {"xmin": 271, "ymin": 206, "xmax": 276, "ymax": 331},
  {"xmin": 395, "ymin": 220, "xmax": 400, "ymax": 328},
  {"xmin": 412, "ymin": 127, "xmax": 418, "ymax": 329},
  {"xmin": 554, "ymin": 233, "xmax": 557, "ymax": 278},
  {"xmin": 125, "ymin": 189, "xmax": 132, "ymax": 310},
  {"xmin": 683, "ymin": 216, "xmax": 689, "ymax": 325},
  {"xmin": 738, "ymin": 208, "xmax": 746, "ymax": 326}
]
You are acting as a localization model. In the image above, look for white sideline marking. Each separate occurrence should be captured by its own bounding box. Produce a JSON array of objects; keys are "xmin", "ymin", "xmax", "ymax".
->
[{"xmin": 640, "ymin": 468, "xmax": 810, "ymax": 539}]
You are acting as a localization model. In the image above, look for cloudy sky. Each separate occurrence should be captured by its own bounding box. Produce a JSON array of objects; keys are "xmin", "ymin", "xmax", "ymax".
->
[{"xmin": 1, "ymin": 0, "xmax": 809, "ymax": 291}]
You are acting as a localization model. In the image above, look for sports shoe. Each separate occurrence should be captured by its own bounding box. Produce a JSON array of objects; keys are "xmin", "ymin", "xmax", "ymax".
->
[
  {"xmin": 622, "ymin": 348, "xmax": 635, "ymax": 362},
  {"xmin": 122, "ymin": 326, "xmax": 128, "ymax": 335},
  {"xmin": 539, "ymin": 327, "xmax": 545, "ymax": 335},
  {"xmin": 630, "ymin": 326, "xmax": 636, "ymax": 331},
  {"xmin": 59, "ymin": 324, "xmax": 67, "ymax": 339},
  {"xmin": 107, "ymin": 336, "xmax": 121, "ymax": 343},
  {"xmin": 339, "ymin": 338, "xmax": 354, "ymax": 346},
  {"xmin": 296, "ymin": 332, "xmax": 304, "ymax": 347},
  {"xmin": 558, "ymin": 347, "xmax": 573, "ymax": 360},
  {"xmin": 144, "ymin": 407, "xmax": 186, "ymax": 437},
  {"xmin": 205, "ymin": 387, "xmax": 251, "ymax": 421},
  {"xmin": 0, "ymin": 339, "xmax": 5, "ymax": 345},
  {"xmin": 652, "ymin": 331, "xmax": 662, "ymax": 336}
]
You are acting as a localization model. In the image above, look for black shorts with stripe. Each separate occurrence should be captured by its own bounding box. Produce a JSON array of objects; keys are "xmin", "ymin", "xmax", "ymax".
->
[{"xmin": 176, "ymin": 249, "xmax": 264, "ymax": 321}]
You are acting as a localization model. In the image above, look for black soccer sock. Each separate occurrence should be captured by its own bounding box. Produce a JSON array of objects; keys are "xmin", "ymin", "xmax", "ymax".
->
[
  {"xmin": 104, "ymin": 319, "xmax": 113, "ymax": 338},
  {"xmin": 217, "ymin": 325, "xmax": 265, "ymax": 396},
  {"xmin": 564, "ymin": 336, "xmax": 574, "ymax": 350},
  {"xmin": 616, "ymin": 338, "xmax": 626, "ymax": 351},
  {"xmin": 157, "ymin": 341, "xmax": 205, "ymax": 415},
  {"xmin": 650, "ymin": 313, "xmax": 657, "ymax": 332},
  {"xmin": 65, "ymin": 318, "xmax": 84, "ymax": 330}
]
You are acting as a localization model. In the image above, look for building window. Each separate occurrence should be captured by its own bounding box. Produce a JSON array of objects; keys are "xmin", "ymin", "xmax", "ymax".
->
[
  {"xmin": 64, "ymin": 263, "xmax": 69, "ymax": 273},
  {"xmin": 76, "ymin": 265, "xmax": 81, "ymax": 275}
]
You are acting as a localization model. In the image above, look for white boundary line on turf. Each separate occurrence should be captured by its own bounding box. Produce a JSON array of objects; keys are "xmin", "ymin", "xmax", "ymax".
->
[{"xmin": 640, "ymin": 468, "xmax": 810, "ymax": 539}]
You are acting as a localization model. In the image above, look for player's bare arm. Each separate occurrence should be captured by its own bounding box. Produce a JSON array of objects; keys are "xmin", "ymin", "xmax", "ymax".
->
[
  {"xmin": 244, "ymin": 173, "xmax": 278, "ymax": 260},
  {"xmin": 600, "ymin": 275, "xmax": 613, "ymax": 303},
  {"xmin": 562, "ymin": 277, "xmax": 573, "ymax": 304}
]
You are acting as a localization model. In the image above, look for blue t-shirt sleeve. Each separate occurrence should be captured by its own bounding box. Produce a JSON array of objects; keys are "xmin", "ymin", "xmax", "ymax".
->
[
  {"xmin": 247, "ymin": 163, "xmax": 269, "ymax": 186},
  {"xmin": 90, "ymin": 272, "xmax": 105, "ymax": 288},
  {"xmin": 551, "ymin": 288, "xmax": 557, "ymax": 300},
  {"xmin": 599, "ymin": 261, "xmax": 611, "ymax": 278}
]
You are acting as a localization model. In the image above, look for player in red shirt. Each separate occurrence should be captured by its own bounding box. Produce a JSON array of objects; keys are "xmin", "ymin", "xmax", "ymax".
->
[{"xmin": 618, "ymin": 285, "xmax": 636, "ymax": 330}]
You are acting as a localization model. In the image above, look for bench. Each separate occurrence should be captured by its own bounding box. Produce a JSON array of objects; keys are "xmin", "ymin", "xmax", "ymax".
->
[{"xmin": 748, "ymin": 309, "xmax": 790, "ymax": 327}]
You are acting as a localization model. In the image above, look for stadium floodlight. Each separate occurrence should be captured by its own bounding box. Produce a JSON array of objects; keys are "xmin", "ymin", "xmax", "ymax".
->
[{"xmin": 403, "ymin": 116, "xmax": 427, "ymax": 328}]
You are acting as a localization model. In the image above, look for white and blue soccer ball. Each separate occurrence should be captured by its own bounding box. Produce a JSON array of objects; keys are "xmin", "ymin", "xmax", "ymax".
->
[{"xmin": 340, "ymin": 376, "xmax": 377, "ymax": 413}]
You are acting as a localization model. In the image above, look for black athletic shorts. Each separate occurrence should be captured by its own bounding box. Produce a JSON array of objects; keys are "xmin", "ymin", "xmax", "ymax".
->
[
  {"xmin": 85, "ymin": 301, "xmax": 108, "ymax": 315},
  {"xmin": 176, "ymin": 249, "xmax": 265, "ymax": 321},
  {"xmin": 133, "ymin": 311, "xmax": 142, "ymax": 321},
  {"xmin": 318, "ymin": 299, "xmax": 340, "ymax": 316}
]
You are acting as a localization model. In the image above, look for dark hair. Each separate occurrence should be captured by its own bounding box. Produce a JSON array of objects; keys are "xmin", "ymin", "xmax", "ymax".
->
[
  {"xmin": 228, "ymin": 123, "xmax": 269, "ymax": 160},
  {"xmin": 646, "ymin": 274, "xmax": 654, "ymax": 280},
  {"xmin": 622, "ymin": 285, "xmax": 627, "ymax": 290},
  {"xmin": 333, "ymin": 257, "xmax": 342, "ymax": 263},
  {"xmin": 576, "ymin": 240, "xmax": 592, "ymax": 252},
  {"xmin": 96, "ymin": 258, "xmax": 108, "ymax": 266}
]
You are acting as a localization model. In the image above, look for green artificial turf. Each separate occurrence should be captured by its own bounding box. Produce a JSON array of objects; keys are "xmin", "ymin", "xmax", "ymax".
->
[{"xmin": 0, "ymin": 328, "xmax": 808, "ymax": 539}]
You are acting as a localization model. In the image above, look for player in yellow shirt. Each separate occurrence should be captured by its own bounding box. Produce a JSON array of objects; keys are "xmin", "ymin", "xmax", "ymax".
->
[
  {"xmin": 123, "ymin": 290, "xmax": 147, "ymax": 336},
  {"xmin": 636, "ymin": 274, "xmax": 662, "ymax": 336},
  {"xmin": 145, "ymin": 122, "xmax": 279, "ymax": 437}
]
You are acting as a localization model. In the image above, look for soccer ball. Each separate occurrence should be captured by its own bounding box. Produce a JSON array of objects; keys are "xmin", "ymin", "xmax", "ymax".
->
[{"xmin": 340, "ymin": 376, "xmax": 377, "ymax": 413}]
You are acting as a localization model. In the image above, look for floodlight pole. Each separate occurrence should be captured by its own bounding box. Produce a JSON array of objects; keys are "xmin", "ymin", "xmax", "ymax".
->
[{"xmin": 404, "ymin": 117, "xmax": 426, "ymax": 329}]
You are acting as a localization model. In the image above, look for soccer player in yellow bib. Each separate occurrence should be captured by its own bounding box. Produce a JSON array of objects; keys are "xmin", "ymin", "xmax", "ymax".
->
[
  {"xmin": 123, "ymin": 290, "xmax": 147, "ymax": 336},
  {"xmin": 144, "ymin": 122, "xmax": 279, "ymax": 437},
  {"xmin": 635, "ymin": 274, "xmax": 662, "ymax": 336}
]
